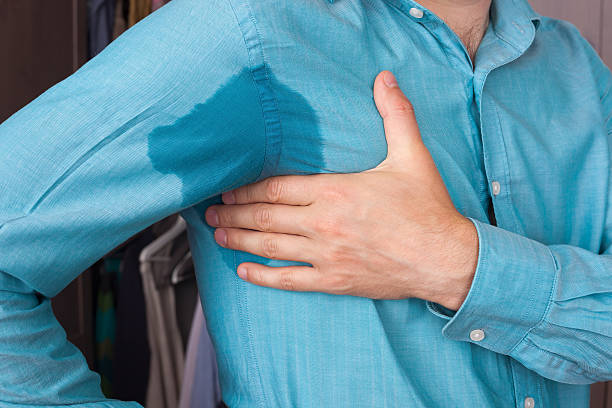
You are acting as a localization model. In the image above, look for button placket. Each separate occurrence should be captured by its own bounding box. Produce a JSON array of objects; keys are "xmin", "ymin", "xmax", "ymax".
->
[{"xmin": 491, "ymin": 181, "xmax": 501, "ymax": 196}]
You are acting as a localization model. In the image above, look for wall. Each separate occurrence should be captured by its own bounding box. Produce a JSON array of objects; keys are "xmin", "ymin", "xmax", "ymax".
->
[{"xmin": 530, "ymin": 0, "xmax": 611, "ymax": 66}]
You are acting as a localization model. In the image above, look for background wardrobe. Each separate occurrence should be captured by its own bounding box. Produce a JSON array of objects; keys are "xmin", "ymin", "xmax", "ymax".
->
[{"xmin": 1, "ymin": 1, "xmax": 611, "ymax": 407}]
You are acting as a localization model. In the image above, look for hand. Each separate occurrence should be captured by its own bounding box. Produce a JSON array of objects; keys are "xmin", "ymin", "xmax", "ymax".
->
[{"xmin": 205, "ymin": 70, "xmax": 478, "ymax": 310}]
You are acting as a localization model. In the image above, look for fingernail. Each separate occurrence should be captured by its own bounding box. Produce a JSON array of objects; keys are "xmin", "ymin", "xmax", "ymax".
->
[
  {"xmin": 206, "ymin": 209, "xmax": 219, "ymax": 226},
  {"xmin": 222, "ymin": 191, "xmax": 236, "ymax": 204},
  {"xmin": 383, "ymin": 71, "xmax": 398, "ymax": 88},
  {"xmin": 237, "ymin": 266, "xmax": 248, "ymax": 280},
  {"xmin": 214, "ymin": 229, "xmax": 227, "ymax": 246}
]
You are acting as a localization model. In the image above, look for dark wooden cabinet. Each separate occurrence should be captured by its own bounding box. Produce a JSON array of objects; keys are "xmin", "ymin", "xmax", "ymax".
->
[
  {"xmin": 0, "ymin": 0, "xmax": 87, "ymax": 123},
  {"xmin": 0, "ymin": 0, "xmax": 94, "ymax": 364}
]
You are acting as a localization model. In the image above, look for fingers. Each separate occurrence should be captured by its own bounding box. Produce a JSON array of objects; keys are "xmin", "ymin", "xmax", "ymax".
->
[
  {"xmin": 236, "ymin": 263, "xmax": 327, "ymax": 293},
  {"xmin": 206, "ymin": 203, "xmax": 307, "ymax": 235},
  {"xmin": 372, "ymin": 70, "xmax": 423, "ymax": 163},
  {"xmin": 222, "ymin": 176, "xmax": 315, "ymax": 206},
  {"xmin": 215, "ymin": 228, "xmax": 314, "ymax": 263}
]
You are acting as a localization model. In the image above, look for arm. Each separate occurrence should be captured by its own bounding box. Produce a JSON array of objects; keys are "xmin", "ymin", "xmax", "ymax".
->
[
  {"xmin": 427, "ymin": 42, "xmax": 612, "ymax": 385},
  {"xmin": 0, "ymin": 0, "xmax": 266, "ymax": 405}
]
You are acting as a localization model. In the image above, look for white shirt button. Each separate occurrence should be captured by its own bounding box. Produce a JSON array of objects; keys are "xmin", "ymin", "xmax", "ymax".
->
[
  {"xmin": 469, "ymin": 329, "xmax": 485, "ymax": 341},
  {"xmin": 409, "ymin": 7, "xmax": 424, "ymax": 18},
  {"xmin": 524, "ymin": 397, "xmax": 535, "ymax": 408},
  {"xmin": 491, "ymin": 181, "xmax": 501, "ymax": 196}
]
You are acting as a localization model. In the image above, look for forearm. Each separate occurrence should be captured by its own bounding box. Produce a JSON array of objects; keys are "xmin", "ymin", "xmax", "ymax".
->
[{"xmin": 0, "ymin": 271, "xmax": 141, "ymax": 407}]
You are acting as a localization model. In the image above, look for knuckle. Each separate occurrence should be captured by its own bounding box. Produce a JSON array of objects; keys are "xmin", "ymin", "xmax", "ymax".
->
[
  {"xmin": 388, "ymin": 99, "xmax": 414, "ymax": 116},
  {"xmin": 254, "ymin": 205, "xmax": 273, "ymax": 232},
  {"xmin": 246, "ymin": 184, "xmax": 257, "ymax": 202},
  {"xmin": 218, "ymin": 208, "xmax": 233, "ymax": 226},
  {"xmin": 253, "ymin": 268, "xmax": 266, "ymax": 284},
  {"xmin": 279, "ymin": 269, "xmax": 295, "ymax": 291},
  {"xmin": 265, "ymin": 178, "xmax": 284, "ymax": 203},
  {"xmin": 261, "ymin": 237, "xmax": 279, "ymax": 259}
]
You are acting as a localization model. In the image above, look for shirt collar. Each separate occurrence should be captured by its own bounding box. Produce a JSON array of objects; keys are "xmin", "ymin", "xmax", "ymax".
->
[
  {"xmin": 490, "ymin": 0, "xmax": 541, "ymax": 52},
  {"xmin": 325, "ymin": 0, "xmax": 542, "ymax": 46}
]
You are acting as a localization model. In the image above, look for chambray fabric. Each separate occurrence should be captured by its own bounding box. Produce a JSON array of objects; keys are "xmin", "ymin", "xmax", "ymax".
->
[{"xmin": 0, "ymin": 0, "xmax": 611, "ymax": 406}]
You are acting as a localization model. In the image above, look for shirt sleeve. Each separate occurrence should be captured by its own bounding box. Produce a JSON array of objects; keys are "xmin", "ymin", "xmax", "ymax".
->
[
  {"xmin": 428, "ymin": 220, "xmax": 612, "ymax": 385},
  {"xmin": 426, "ymin": 49, "xmax": 612, "ymax": 385},
  {"xmin": 0, "ymin": 0, "xmax": 267, "ymax": 405}
]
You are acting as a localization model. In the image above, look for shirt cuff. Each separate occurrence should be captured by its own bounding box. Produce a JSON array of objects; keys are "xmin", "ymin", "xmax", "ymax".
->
[{"xmin": 426, "ymin": 217, "xmax": 559, "ymax": 355}]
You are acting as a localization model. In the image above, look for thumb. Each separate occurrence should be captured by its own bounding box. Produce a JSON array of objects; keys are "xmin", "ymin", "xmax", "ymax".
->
[{"xmin": 373, "ymin": 70, "xmax": 424, "ymax": 165}]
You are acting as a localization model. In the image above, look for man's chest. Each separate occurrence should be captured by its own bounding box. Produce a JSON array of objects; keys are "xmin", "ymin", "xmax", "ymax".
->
[
  {"xmin": 266, "ymin": 51, "xmax": 608, "ymax": 249},
  {"xmin": 249, "ymin": 0, "xmax": 608, "ymax": 249}
]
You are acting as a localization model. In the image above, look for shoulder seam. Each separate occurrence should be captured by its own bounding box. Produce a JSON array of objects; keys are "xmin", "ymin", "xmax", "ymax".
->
[{"xmin": 226, "ymin": 0, "xmax": 282, "ymax": 183}]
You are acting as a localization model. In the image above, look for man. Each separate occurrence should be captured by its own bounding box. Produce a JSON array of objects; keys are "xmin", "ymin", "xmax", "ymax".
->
[{"xmin": 0, "ymin": 0, "xmax": 609, "ymax": 407}]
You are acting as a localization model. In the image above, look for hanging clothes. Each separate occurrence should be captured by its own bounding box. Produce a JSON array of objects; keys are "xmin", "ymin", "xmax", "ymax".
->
[
  {"xmin": 112, "ymin": 230, "xmax": 153, "ymax": 405},
  {"xmin": 94, "ymin": 257, "xmax": 120, "ymax": 397},
  {"xmin": 172, "ymin": 252, "xmax": 199, "ymax": 350},
  {"xmin": 128, "ymin": 0, "xmax": 151, "ymax": 27},
  {"xmin": 179, "ymin": 302, "xmax": 221, "ymax": 408},
  {"xmin": 140, "ymin": 218, "xmax": 196, "ymax": 408},
  {"xmin": 87, "ymin": 0, "xmax": 116, "ymax": 57}
]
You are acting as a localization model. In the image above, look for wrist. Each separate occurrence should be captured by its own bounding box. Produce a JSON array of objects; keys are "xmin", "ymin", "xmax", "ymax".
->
[{"xmin": 432, "ymin": 216, "xmax": 479, "ymax": 311}]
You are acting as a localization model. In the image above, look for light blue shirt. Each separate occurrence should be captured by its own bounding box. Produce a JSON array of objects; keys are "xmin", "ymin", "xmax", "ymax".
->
[{"xmin": 1, "ymin": 0, "xmax": 611, "ymax": 406}]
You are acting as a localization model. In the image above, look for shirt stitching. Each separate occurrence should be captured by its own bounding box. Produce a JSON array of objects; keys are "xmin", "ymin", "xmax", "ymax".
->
[
  {"xmin": 508, "ymin": 246, "xmax": 559, "ymax": 355},
  {"xmin": 226, "ymin": 4, "xmax": 269, "ymax": 183},
  {"xmin": 225, "ymin": 0, "xmax": 279, "ymax": 406},
  {"xmin": 226, "ymin": 0, "xmax": 282, "ymax": 183},
  {"xmin": 492, "ymin": 102, "xmax": 524, "ymax": 235}
]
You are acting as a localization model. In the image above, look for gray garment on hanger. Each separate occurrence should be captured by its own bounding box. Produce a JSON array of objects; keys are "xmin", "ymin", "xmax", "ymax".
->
[
  {"xmin": 179, "ymin": 301, "xmax": 221, "ymax": 408},
  {"xmin": 140, "ymin": 231, "xmax": 191, "ymax": 408}
]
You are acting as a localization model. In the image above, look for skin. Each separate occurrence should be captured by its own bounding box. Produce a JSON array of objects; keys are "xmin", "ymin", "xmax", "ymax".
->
[
  {"xmin": 418, "ymin": 0, "xmax": 492, "ymax": 63},
  {"xmin": 205, "ymin": 1, "xmax": 492, "ymax": 311}
]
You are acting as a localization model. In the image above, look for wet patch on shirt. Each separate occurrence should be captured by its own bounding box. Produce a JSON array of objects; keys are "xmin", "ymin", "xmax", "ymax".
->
[
  {"xmin": 146, "ymin": 67, "xmax": 324, "ymax": 209},
  {"xmin": 146, "ymin": 65, "xmax": 323, "ymax": 271}
]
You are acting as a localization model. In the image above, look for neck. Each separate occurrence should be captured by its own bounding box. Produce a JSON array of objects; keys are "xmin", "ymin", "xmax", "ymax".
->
[{"xmin": 415, "ymin": 0, "xmax": 492, "ymax": 62}]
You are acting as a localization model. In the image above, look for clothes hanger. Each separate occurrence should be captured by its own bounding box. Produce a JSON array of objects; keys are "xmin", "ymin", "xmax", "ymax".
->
[
  {"xmin": 171, "ymin": 251, "xmax": 194, "ymax": 285},
  {"xmin": 139, "ymin": 215, "xmax": 187, "ymax": 264}
]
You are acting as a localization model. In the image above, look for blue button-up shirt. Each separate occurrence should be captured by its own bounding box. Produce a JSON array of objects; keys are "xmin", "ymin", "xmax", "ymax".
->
[{"xmin": 1, "ymin": 0, "xmax": 611, "ymax": 406}]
